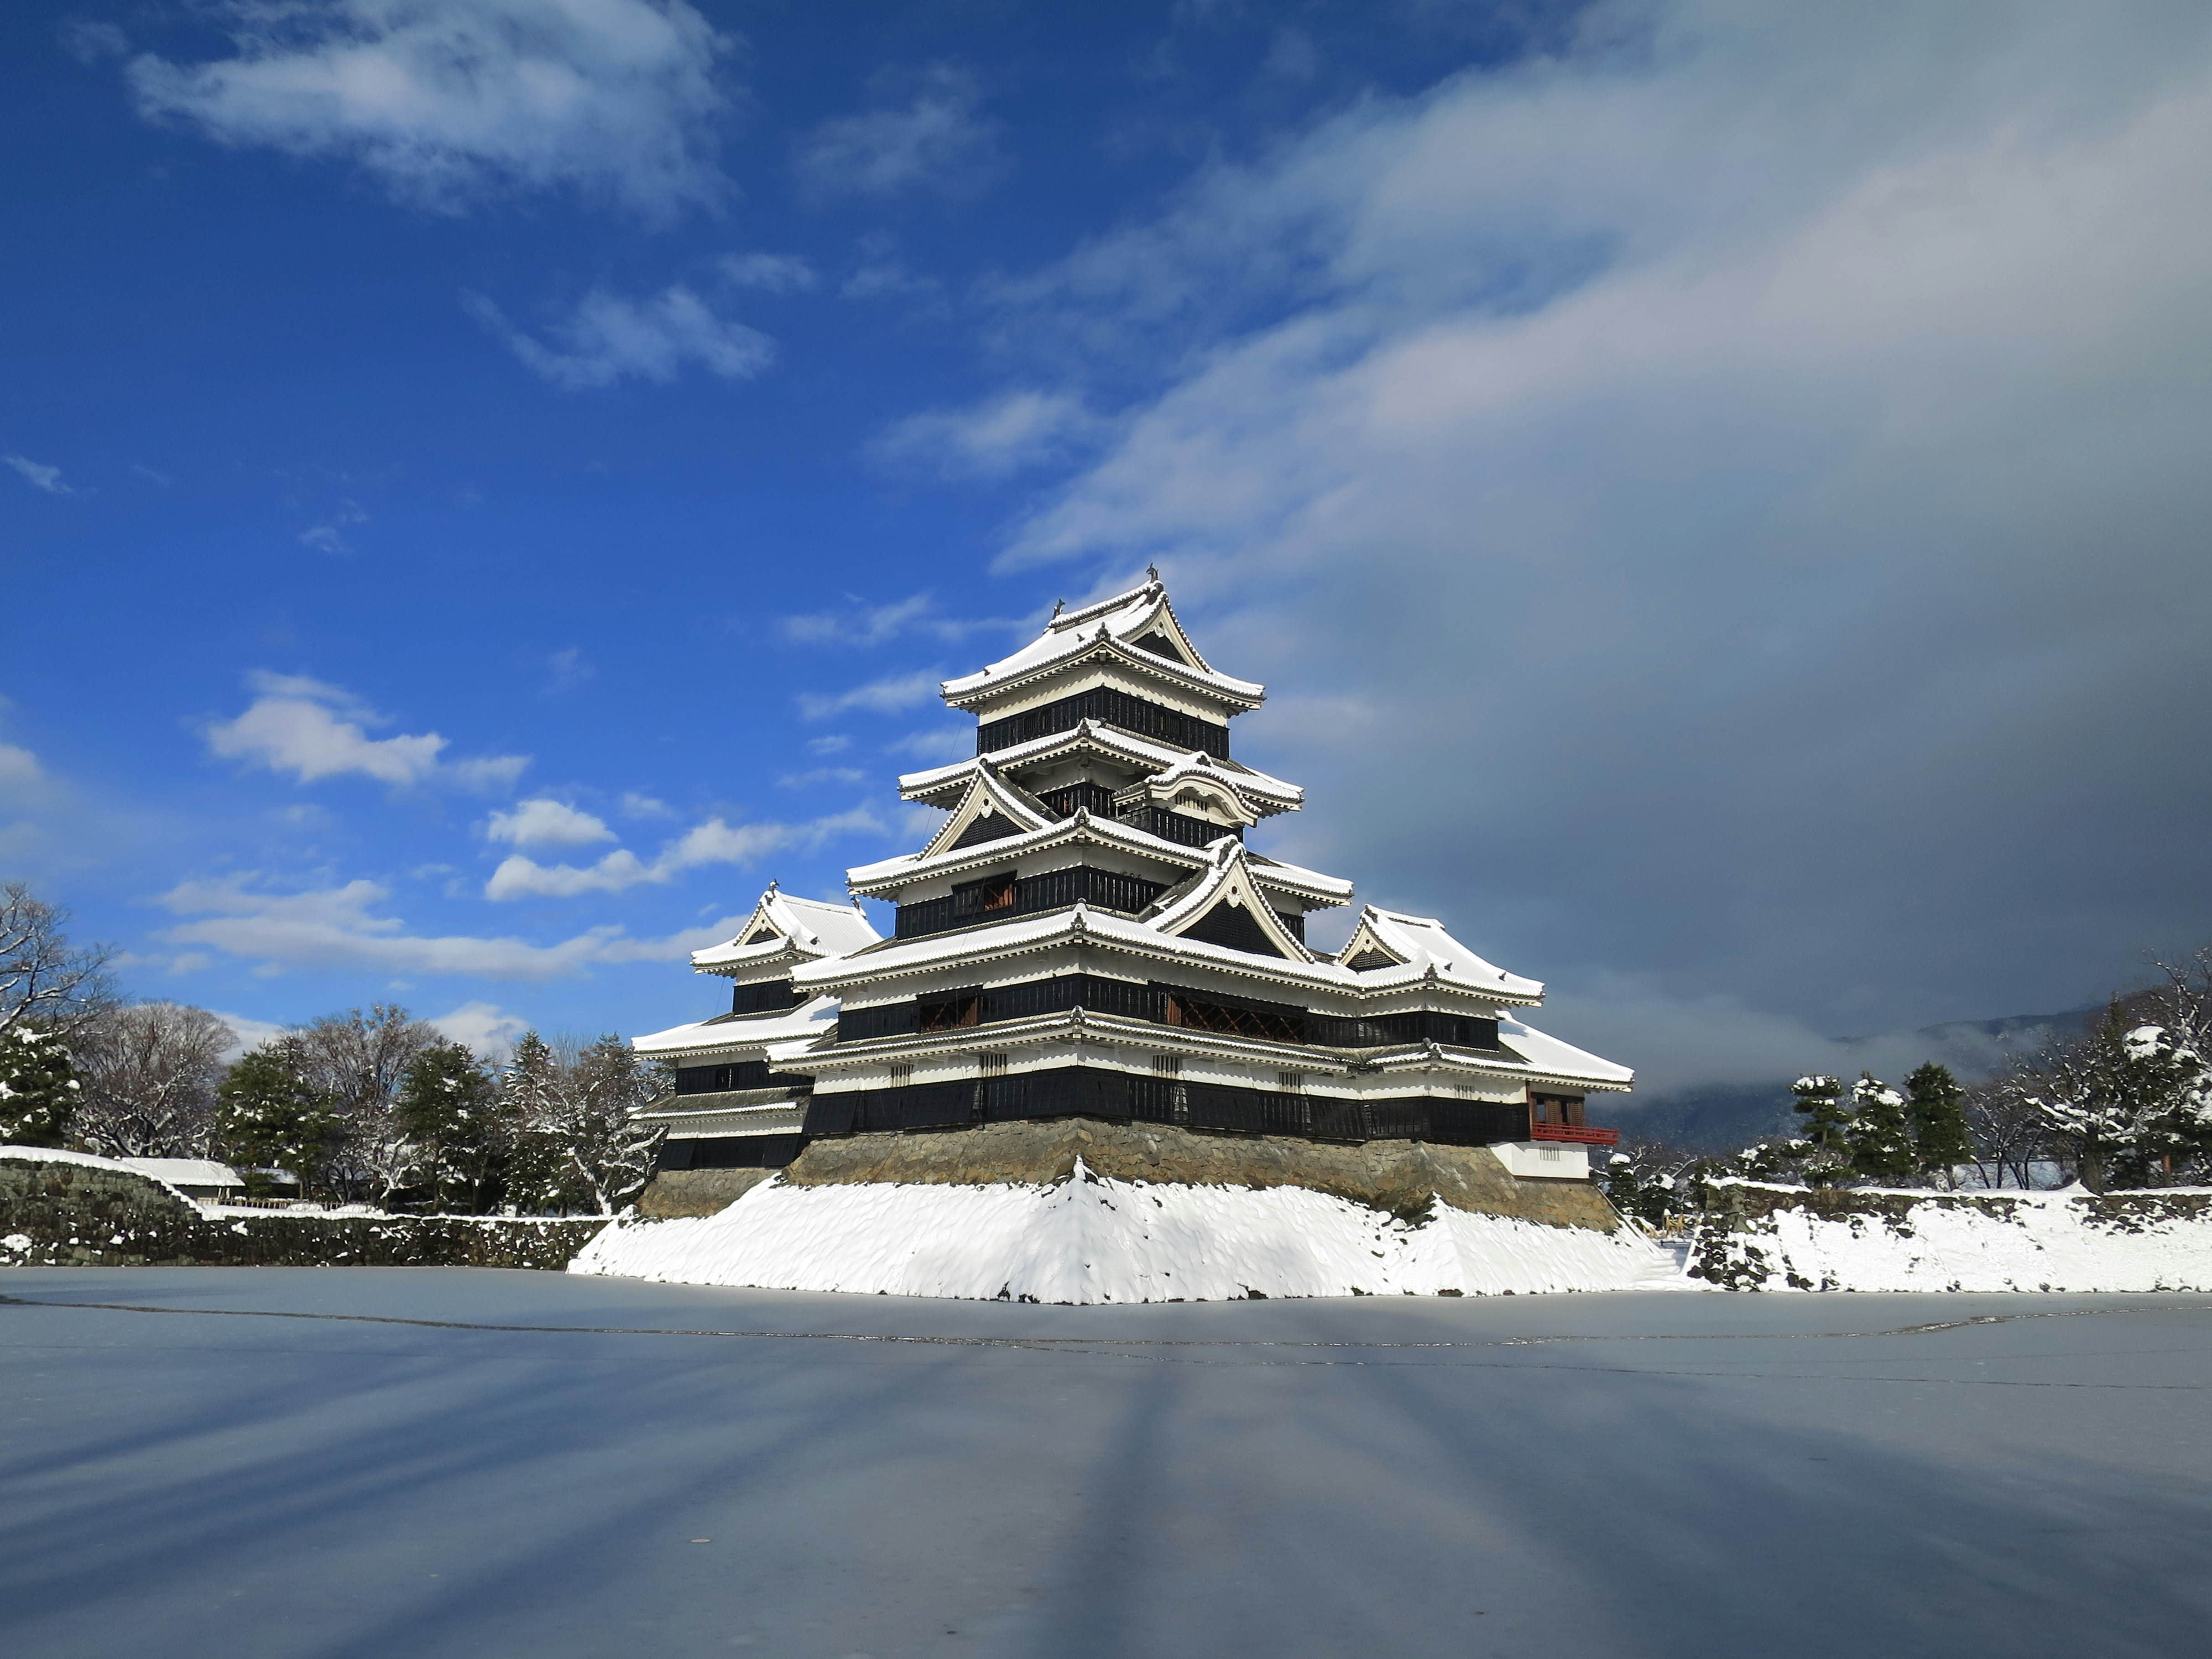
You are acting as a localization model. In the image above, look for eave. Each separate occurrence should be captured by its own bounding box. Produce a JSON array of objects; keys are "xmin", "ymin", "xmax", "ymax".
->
[
  {"xmin": 943, "ymin": 633, "xmax": 1265, "ymax": 717},
  {"xmin": 793, "ymin": 904, "xmax": 1543, "ymax": 1008},
  {"xmin": 846, "ymin": 810, "xmax": 1354, "ymax": 908},
  {"xmin": 900, "ymin": 721, "xmax": 1304, "ymax": 813}
]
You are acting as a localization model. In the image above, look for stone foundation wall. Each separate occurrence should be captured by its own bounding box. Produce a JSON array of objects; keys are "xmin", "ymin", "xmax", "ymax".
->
[
  {"xmin": 1, "ymin": 1156, "xmax": 611, "ymax": 1270},
  {"xmin": 637, "ymin": 1166, "xmax": 781, "ymax": 1218},
  {"xmin": 1687, "ymin": 1179, "xmax": 2212, "ymax": 1291},
  {"xmin": 767, "ymin": 1118, "xmax": 1624, "ymax": 1233}
]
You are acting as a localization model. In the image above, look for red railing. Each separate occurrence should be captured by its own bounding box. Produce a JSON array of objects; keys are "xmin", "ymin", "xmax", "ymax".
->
[{"xmin": 1530, "ymin": 1121, "xmax": 1619, "ymax": 1146}]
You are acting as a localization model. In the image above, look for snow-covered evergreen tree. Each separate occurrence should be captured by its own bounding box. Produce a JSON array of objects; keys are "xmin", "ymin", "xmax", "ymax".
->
[
  {"xmin": 1790, "ymin": 1074, "xmax": 1853, "ymax": 1186},
  {"xmin": 1905, "ymin": 1062, "xmax": 1975, "ymax": 1185},
  {"xmin": 395, "ymin": 1040, "xmax": 505, "ymax": 1213},
  {"xmin": 216, "ymin": 1037, "xmax": 340, "ymax": 1195},
  {"xmin": 1848, "ymin": 1073, "xmax": 1917, "ymax": 1183},
  {"xmin": 502, "ymin": 1031, "xmax": 665, "ymax": 1215},
  {"xmin": 0, "ymin": 1023, "xmax": 82, "ymax": 1146},
  {"xmin": 2026, "ymin": 999, "xmax": 2212, "ymax": 1189}
]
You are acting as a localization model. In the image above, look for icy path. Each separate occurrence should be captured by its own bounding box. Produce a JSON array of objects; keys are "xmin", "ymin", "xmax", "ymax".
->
[
  {"xmin": 572, "ymin": 1161, "xmax": 1682, "ymax": 1300},
  {"xmin": 4, "ymin": 1270, "xmax": 2210, "ymax": 1659}
]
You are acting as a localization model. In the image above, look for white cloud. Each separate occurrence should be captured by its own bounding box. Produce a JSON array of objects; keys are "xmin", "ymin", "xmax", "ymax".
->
[
  {"xmin": 161, "ymin": 874, "xmax": 624, "ymax": 979},
  {"xmin": 466, "ymin": 285, "xmax": 771, "ymax": 389},
  {"xmin": 779, "ymin": 592, "xmax": 1018, "ymax": 647},
  {"xmin": 972, "ymin": 1, "xmax": 2212, "ymax": 1053},
  {"xmin": 298, "ymin": 498, "xmax": 367, "ymax": 555},
  {"xmin": 806, "ymin": 734, "xmax": 851, "ymax": 755},
  {"xmin": 6, "ymin": 453, "xmax": 73, "ymax": 494},
  {"xmin": 796, "ymin": 670, "xmax": 944, "ymax": 720},
  {"xmin": 795, "ymin": 64, "xmax": 1005, "ymax": 200},
  {"xmin": 126, "ymin": 0, "xmax": 734, "ymax": 219},
  {"xmin": 719, "ymin": 252, "xmax": 816, "ymax": 292},
  {"xmin": 205, "ymin": 670, "xmax": 530, "ymax": 790},
  {"xmin": 484, "ymin": 798, "xmax": 616, "ymax": 848},
  {"xmin": 430, "ymin": 999, "xmax": 530, "ymax": 1061},
  {"xmin": 620, "ymin": 791, "xmax": 672, "ymax": 818},
  {"xmin": 483, "ymin": 805, "xmax": 884, "ymax": 900},
  {"xmin": 0, "ymin": 743, "xmax": 45, "ymax": 790},
  {"xmin": 873, "ymin": 389, "xmax": 1100, "ymax": 479},
  {"xmin": 208, "ymin": 1010, "xmax": 288, "ymax": 1060},
  {"xmin": 779, "ymin": 766, "xmax": 866, "ymax": 789}
]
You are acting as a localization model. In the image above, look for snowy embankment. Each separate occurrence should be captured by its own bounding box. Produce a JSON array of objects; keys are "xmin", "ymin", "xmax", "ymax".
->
[
  {"xmin": 1694, "ymin": 1181, "xmax": 2212, "ymax": 1292},
  {"xmin": 570, "ymin": 1159, "xmax": 1681, "ymax": 1302}
]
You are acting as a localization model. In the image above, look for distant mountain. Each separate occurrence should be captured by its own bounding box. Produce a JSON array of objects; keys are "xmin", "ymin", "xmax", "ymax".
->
[{"xmin": 1609, "ymin": 1006, "xmax": 2100, "ymax": 1154}]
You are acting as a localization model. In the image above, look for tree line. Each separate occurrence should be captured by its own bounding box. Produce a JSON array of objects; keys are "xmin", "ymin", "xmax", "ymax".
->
[
  {"xmin": 0, "ymin": 883, "xmax": 664, "ymax": 1215},
  {"xmin": 1602, "ymin": 947, "xmax": 2212, "ymax": 1226}
]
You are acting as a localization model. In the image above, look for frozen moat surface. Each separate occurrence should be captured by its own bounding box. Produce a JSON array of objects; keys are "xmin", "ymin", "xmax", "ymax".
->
[{"xmin": 3, "ymin": 1270, "xmax": 2209, "ymax": 1658}]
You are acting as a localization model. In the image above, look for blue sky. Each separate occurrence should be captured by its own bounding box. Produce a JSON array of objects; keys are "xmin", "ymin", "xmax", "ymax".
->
[{"xmin": 7, "ymin": 1, "xmax": 2212, "ymax": 1093}]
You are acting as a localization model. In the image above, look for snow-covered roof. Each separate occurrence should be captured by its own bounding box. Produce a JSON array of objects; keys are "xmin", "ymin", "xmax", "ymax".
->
[
  {"xmin": 1142, "ymin": 839, "xmax": 1318, "ymax": 963},
  {"xmin": 845, "ymin": 810, "xmax": 1353, "ymax": 907},
  {"xmin": 1335, "ymin": 906, "xmax": 1542, "ymax": 1000},
  {"xmin": 690, "ymin": 886, "xmax": 881, "ymax": 973},
  {"xmin": 940, "ymin": 577, "xmax": 1266, "ymax": 712},
  {"xmin": 116, "ymin": 1157, "xmax": 242, "ymax": 1188},
  {"xmin": 911, "ymin": 767, "xmax": 1057, "ymax": 863},
  {"xmin": 1495, "ymin": 1018, "xmax": 1635, "ymax": 1087},
  {"xmin": 632, "ymin": 995, "xmax": 842, "ymax": 1057},
  {"xmin": 2, "ymin": 1144, "xmax": 199, "ymax": 1202},
  {"xmin": 900, "ymin": 722, "xmax": 1303, "ymax": 814},
  {"xmin": 795, "ymin": 901, "xmax": 1533, "ymax": 1007}
]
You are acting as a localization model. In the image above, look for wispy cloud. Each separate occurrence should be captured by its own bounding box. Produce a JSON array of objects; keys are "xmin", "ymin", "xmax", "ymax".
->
[
  {"xmin": 126, "ymin": 0, "xmax": 735, "ymax": 219},
  {"xmin": 205, "ymin": 671, "xmax": 530, "ymax": 791},
  {"xmin": 298, "ymin": 499, "xmax": 367, "ymax": 555},
  {"xmin": 5, "ymin": 453, "xmax": 74, "ymax": 495},
  {"xmin": 841, "ymin": 260, "xmax": 941, "ymax": 301},
  {"xmin": 885, "ymin": 727, "xmax": 974, "ymax": 763},
  {"xmin": 719, "ymin": 252, "xmax": 817, "ymax": 292},
  {"xmin": 779, "ymin": 766, "xmax": 867, "ymax": 789},
  {"xmin": 484, "ymin": 806, "xmax": 883, "ymax": 899},
  {"xmin": 484, "ymin": 798, "xmax": 616, "ymax": 848},
  {"xmin": 545, "ymin": 646, "xmax": 594, "ymax": 691},
  {"xmin": 780, "ymin": 592, "xmax": 1018, "ymax": 647},
  {"xmin": 796, "ymin": 670, "xmax": 945, "ymax": 719},
  {"xmin": 161, "ymin": 874, "xmax": 621, "ymax": 979},
  {"xmin": 795, "ymin": 63, "xmax": 1006, "ymax": 201},
  {"xmin": 466, "ymin": 286, "xmax": 771, "ymax": 389},
  {"xmin": 873, "ymin": 389, "xmax": 1101, "ymax": 479}
]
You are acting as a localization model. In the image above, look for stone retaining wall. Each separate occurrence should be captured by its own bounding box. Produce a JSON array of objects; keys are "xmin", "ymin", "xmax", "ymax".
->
[
  {"xmin": 1, "ymin": 1156, "xmax": 610, "ymax": 1270},
  {"xmin": 734, "ymin": 1118, "xmax": 1623, "ymax": 1232},
  {"xmin": 1688, "ymin": 1180, "xmax": 2212, "ymax": 1291}
]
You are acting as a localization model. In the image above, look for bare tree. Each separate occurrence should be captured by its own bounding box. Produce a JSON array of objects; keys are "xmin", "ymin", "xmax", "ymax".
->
[
  {"xmin": 1961, "ymin": 1070, "xmax": 2051, "ymax": 1188},
  {"xmin": 294, "ymin": 1004, "xmax": 440, "ymax": 1204},
  {"xmin": 72, "ymin": 1003, "xmax": 236, "ymax": 1157},
  {"xmin": 0, "ymin": 883, "xmax": 117, "ymax": 1038}
]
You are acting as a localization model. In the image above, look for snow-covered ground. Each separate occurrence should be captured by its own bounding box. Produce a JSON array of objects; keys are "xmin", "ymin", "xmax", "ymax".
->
[
  {"xmin": 1700, "ymin": 1185, "xmax": 2212, "ymax": 1292},
  {"xmin": 572, "ymin": 1159, "xmax": 1681, "ymax": 1300}
]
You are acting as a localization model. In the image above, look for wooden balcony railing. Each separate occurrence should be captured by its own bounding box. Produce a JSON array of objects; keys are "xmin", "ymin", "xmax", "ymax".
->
[{"xmin": 1530, "ymin": 1121, "xmax": 1620, "ymax": 1146}]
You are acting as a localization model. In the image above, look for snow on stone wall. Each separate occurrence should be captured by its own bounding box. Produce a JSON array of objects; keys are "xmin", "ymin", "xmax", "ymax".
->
[
  {"xmin": 569, "ymin": 1159, "xmax": 1681, "ymax": 1302},
  {"xmin": 1691, "ymin": 1181, "xmax": 2212, "ymax": 1292}
]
